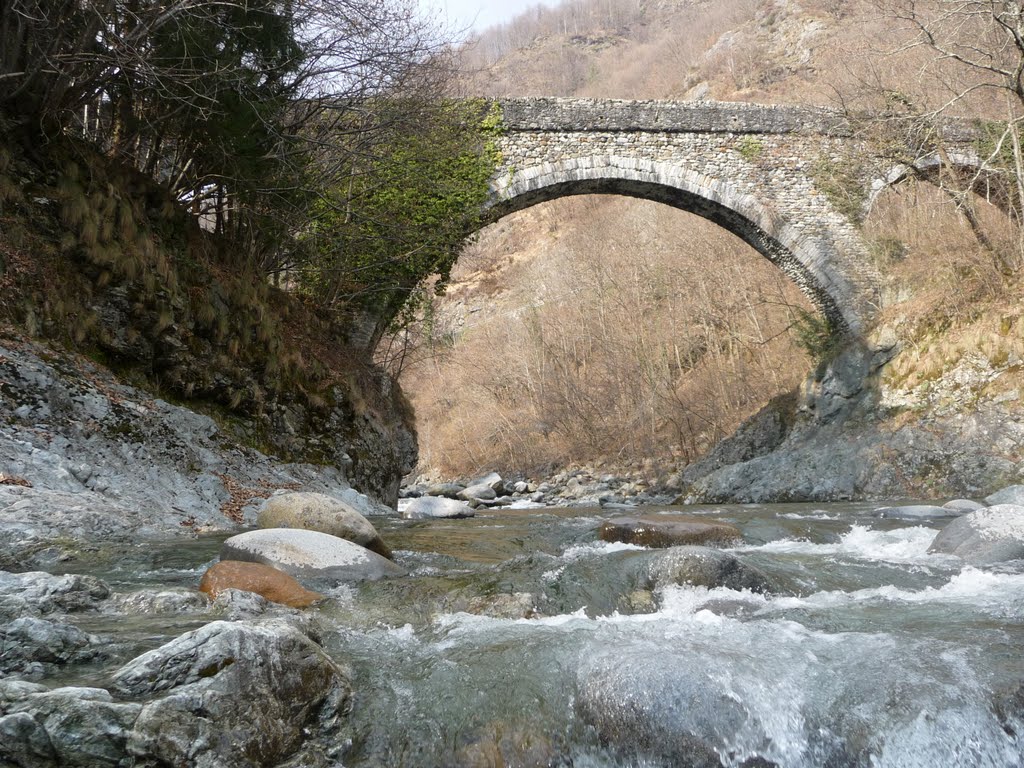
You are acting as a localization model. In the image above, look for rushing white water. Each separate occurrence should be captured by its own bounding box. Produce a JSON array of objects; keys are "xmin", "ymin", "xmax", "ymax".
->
[{"xmin": 56, "ymin": 504, "xmax": 1024, "ymax": 767}]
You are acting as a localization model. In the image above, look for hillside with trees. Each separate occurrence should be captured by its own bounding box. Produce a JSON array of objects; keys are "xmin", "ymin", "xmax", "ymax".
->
[
  {"xmin": 396, "ymin": 0, "xmax": 1024, "ymax": 491},
  {"xmin": 0, "ymin": 0, "xmax": 503, "ymax": 499}
]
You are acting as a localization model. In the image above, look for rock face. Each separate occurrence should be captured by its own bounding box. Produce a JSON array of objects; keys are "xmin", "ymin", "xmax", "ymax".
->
[
  {"xmin": 0, "ymin": 335, "xmax": 411, "ymax": 569},
  {"xmin": 257, "ymin": 491, "xmax": 391, "ymax": 558},
  {"xmin": 677, "ymin": 342, "xmax": 1024, "ymax": 504},
  {"xmin": 402, "ymin": 497, "xmax": 476, "ymax": 520},
  {"xmin": 599, "ymin": 516, "xmax": 742, "ymax": 548},
  {"xmin": 646, "ymin": 546, "xmax": 772, "ymax": 593},
  {"xmin": 199, "ymin": 560, "xmax": 324, "ymax": 607},
  {"xmin": 108, "ymin": 620, "xmax": 350, "ymax": 768},
  {"xmin": 929, "ymin": 504, "xmax": 1024, "ymax": 564},
  {"xmin": 221, "ymin": 528, "xmax": 405, "ymax": 583}
]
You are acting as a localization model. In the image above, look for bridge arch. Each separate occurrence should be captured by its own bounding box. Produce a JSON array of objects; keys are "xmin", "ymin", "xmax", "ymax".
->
[{"xmin": 486, "ymin": 155, "xmax": 869, "ymax": 336}]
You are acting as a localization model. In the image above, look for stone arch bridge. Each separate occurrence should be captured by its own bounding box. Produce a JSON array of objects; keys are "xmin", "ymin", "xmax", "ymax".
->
[{"xmin": 487, "ymin": 98, "xmax": 980, "ymax": 337}]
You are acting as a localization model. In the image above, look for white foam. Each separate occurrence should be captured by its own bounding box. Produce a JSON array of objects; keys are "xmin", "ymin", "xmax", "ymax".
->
[
  {"xmin": 736, "ymin": 524, "xmax": 952, "ymax": 566},
  {"xmin": 560, "ymin": 540, "xmax": 647, "ymax": 560},
  {"xmin": 777, "ymin": 511, "xmax": 841, "ymax": 521},
  {"xmin": 506, "ymin": 499, "xmax": 545, "ymax": 509},
  {"xmin": 743, "ymin": 567, "xmax": 1024, "ymax": 619}
]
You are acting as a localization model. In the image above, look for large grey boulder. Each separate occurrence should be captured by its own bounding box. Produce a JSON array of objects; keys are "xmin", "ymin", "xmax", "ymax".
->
[
  {"xmin": 943, "ymin": 499, "xmax": 985, "ymax": 513},
  {"xmin": 258, "ymin": 491, "xmax": 391, "ymax": 558},
  {"xmin": 0, "ymin": 571, "xmax": 109, "ymax": 619},
  {"xmin": 0, "ymin": 685, "xmax": 141, "ymax": 767},
  {"xmin": 402, "ymin": 496, "xmax": 475, "ymax": 520},
  {"xmin": 646, "ymin": 546, "xmax": 772, "ymax": 593},
  {"xmin": 458, "ymin": 484, "xmax": 497, "ymax": 503},
  {"xmin": 577, "ymin": 650, "xmax": 744, "ymax": 767},
  {"xmin": 985, "ymin": 485, "xmax": 1024, "ymax": 507},
  {"xmin": 469, "ymin": 472, "xmax": 505, "ymax": 494},
  {"xmin": 425, "ymin": 482, "xmax": 466, "ymax": 498},
  {"xmin": 873, "ymin": 504, "xmax": 957, "ymax": 520},
  {"xmin": 221, "ymin": 528, "xmax": 405, "ymax": 583},
  {"xmin": 929, "ymin": 504, "xmax": 1024, "ymax": 564},
  {"xmin": 110, "ymin": 620, "xmax": 350, "ymax": 768},
  {"xmin": 0, "ymin": 617, "xmax": 105, "ymax": 678}
]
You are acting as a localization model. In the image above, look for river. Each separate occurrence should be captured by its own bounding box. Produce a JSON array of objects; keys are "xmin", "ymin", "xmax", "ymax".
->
[{"xmin": 53, "ymin": 502, "xmax": 1024, "ymax": 767}]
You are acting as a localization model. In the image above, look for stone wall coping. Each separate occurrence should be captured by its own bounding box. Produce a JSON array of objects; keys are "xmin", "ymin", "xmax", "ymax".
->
[
  {"xmin": 496, "ymin": 97, "xmax": 980, "ymax": 141},
  {"xmin": 496, "ymin": 97, "xmax": 850, "ymax": 135}
]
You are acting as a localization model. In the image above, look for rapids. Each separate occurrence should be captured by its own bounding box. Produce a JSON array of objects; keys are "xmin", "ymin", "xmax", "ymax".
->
[{"xmin": 48, "ymin": 503, "xmax": 1024, "ymax": 767}]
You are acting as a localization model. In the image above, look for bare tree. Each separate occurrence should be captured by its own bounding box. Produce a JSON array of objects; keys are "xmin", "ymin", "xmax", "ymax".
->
[{"xmin": 860, "ymin": 1, "xmax": 1024, "ymax": 270}]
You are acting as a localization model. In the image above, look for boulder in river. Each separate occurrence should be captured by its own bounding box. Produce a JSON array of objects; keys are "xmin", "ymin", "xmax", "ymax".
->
[
  {"xmin": 458, "ymin": 483, "xmax": 497, "ymax": 502},
  {"xmin": 599, "ymin": 515, "xmax": 742, "ymax": 548},
  {"xmin": 929, "ymin": 504, "xmax": 1024, "ymax": 564},
  {"xmin": 470, "ymin": 472, "xmax": 506, "ymax": 494},
  {"xmin": 454, "ymin": 721, "xmax": 560, "ymax": 768},
  {"xmin": 646, "ymin": 546, "xmax": 772, "ymax": 593},
  {"xmin": 402, "ymin": 496, "xmax": 475, "ymax": 520},
  {"xmin": 221, "ymin": 528, "xmax": 405, "ymax": 583},
  {"xmin": 199, "ymin": 560, "xmax": 324, "ymax": 608},
  {"xmin": 873, "ymin": 504, "xmax": 958, "ymax": 520},
  {"xmin": 110, "ymin": 619, "xmax": 350, "ymax": 768},
  {"xmin": 425, "ymin": 482, "xmax": 466, "ymax": 498},
  {"xmin": 577, "ymin": 650, "xmax": 743, "ymax": 767},
  {"xmin": 0, "ymin": 570, "xmax": 110, "ymax": 619},
  {"xmin": 985, "ymin": 485, "xmax": 1024, "ymax": 507},
  {"xmin": 943, "ymin": 499, "xmax": 985, "ymax": 513},
  {"xmin": 257, "ymin": 491, "xmax": 391, "ymax": 558},
  {"xmin": 0, "ymin": 617, "xmax": 106, "ymax": 678}
]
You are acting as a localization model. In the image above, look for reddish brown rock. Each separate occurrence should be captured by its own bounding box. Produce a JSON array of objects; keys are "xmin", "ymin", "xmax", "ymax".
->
[
  {"xmin": 598, "ymin": 515, "xmax": 742, "ymax": 548},
  {"xmin": 199, "ymin": 560, "xmax": 324, "ymax": 608}
]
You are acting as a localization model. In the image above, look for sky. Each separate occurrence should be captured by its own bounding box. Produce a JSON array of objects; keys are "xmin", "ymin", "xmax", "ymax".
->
[{"xmin": 421, "ymin": 0, "xmax": 561, "ymax": 35}]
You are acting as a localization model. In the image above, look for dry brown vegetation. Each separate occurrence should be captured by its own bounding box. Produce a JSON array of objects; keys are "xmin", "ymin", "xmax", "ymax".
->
[
  {"xmin": 394, "ymin": 0, "xmax": 1024, "ymax": 479},
  {"xmin": 401, "ymin": 197, "xmax": 813, "ymax": 477}
]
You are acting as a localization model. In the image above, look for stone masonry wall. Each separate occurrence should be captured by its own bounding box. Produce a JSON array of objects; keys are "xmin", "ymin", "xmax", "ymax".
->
[{"xmin": 487, "ymin": 98, "xmax": 978, "ymax": 336}]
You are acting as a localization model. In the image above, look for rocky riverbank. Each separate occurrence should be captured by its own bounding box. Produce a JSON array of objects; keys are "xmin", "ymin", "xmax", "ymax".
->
[
  {"xmin": 0, "ymin": 331, "xmax": 407, "ymax": 571},
  {"xmin": 430, "ymin": 342, "xmax": 1024, "ymax": 506}
]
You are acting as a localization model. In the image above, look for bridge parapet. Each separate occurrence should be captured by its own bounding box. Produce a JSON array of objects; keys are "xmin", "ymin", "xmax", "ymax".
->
[{"xmin": 497, "ymin": 97, "xmax": 850, "ymax": 135}]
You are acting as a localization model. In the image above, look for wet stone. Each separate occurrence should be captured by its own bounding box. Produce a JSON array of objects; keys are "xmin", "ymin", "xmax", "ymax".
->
[
  {"xmin": 199, "ymin": 560, "xmax": 324, "ymax": 608},
  {"xmin": 929, "ymin": 504, "xmax": 1024, "ymax": 564},
  {"xmin": 646, "ymin": 546, "xmax": 772, "ymax": 593},
  {"xmin": 110, "ymin": 619, "xmax": 351, "ymax": 768},
  {"xmin": 221, "ymin": 528, "xmax": 405, "ymax": 584},
  {"xmin": 874, "ymin": 504, "xmax": 957, "ymax": 520},
  {"xmin": 402, "ymin": 496, "xmax": 475, "ymax": 520},
  {"xmin": 0, "ymin": 617, "xmax": 106, "ymax": 678},
  {"xmin": 0, "ymin": 570, "xmax": 110, "ymax": 620},
  {"xmin": 110, "ymin": 588, "xmax": 210, "ymax": 615},
  {"xmin": 599, "ymin": 515, "xmax": 743, "ymax": 548},
  {"xmin": 2, "ymin": 687, "xmax": 140, "ymax": 768},
  {"xmin": 257, "ymin": 491, "xmax": 391, "ymax": 559},
  {"xmin": 985, "ymin": 485, "xmax": 1024, "ymax": 507},
  {"xmin": 943, "ymin": 499, "xmax": 985, "ymax": 513}
]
